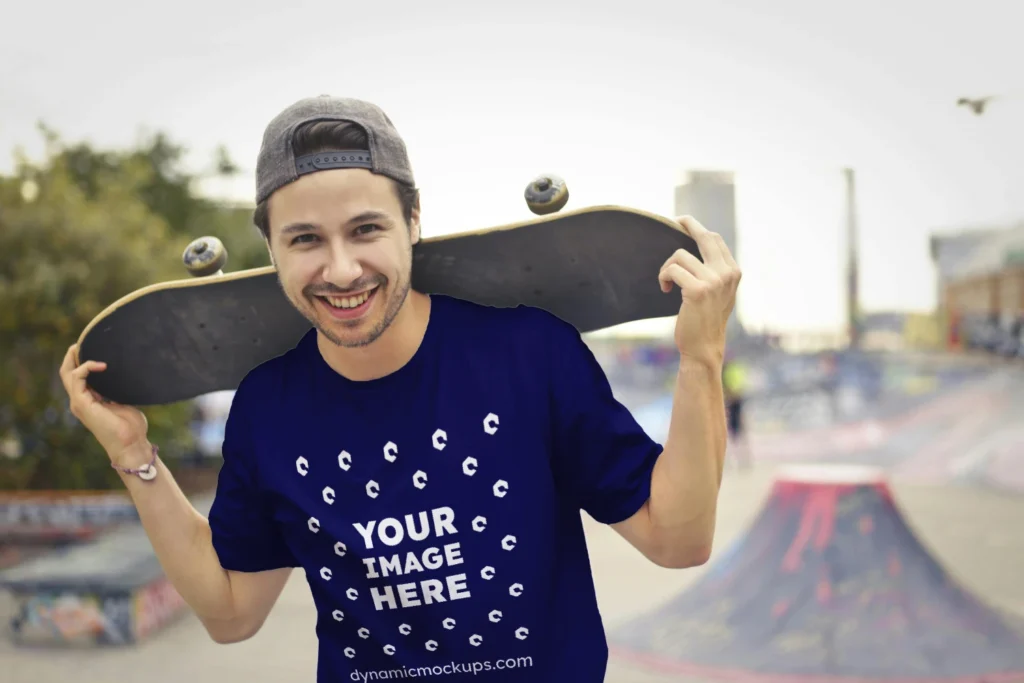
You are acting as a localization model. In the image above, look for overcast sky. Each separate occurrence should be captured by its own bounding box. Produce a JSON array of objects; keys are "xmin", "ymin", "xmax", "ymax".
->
[{"xmin": 2, "ymin": 0, "xmax": 1021, "ymax": 335}]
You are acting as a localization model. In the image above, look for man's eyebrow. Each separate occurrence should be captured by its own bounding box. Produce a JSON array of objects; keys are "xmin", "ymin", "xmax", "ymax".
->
[
  {"xmin": 347, "ymin": 210, "xmax": 391, "ymax": 225},
  {"xmin": 279, "ymin": 212, "xmax": 391, "ymax": 235},
  {"xmin": 280, "ymin": 222, "xmax": 319, "ymax": 235}
]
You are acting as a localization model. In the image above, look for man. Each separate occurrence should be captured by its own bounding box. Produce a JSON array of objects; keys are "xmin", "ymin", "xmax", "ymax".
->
[
  {"xmin": 722, "ymin": 353, "xmax": 752, "ymax": 469},
  {"xmin": 60, "ymin": 95, "xmax": 740, "ymax": 681}
]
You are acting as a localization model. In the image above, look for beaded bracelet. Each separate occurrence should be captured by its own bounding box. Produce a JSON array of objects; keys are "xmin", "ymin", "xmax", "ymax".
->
[{"xmin": 111, "ymin": 444, "xmax": 159, "ymax": 481}]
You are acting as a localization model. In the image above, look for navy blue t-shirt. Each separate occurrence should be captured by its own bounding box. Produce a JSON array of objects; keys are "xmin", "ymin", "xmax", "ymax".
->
[{"xmin": 207, "ymin": 294, "xmax": 662, "ymax": 682}]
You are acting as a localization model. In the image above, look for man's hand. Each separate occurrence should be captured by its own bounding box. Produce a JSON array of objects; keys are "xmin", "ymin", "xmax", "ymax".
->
[
  {"xmin": 609, "ymin": 215, "xmax": 738, "ymax": 568},
  {"xmin": 658, "ymin": 216, "xmax": 741, "ymax": 367},
  {"xmin": 59, "ymin": 344, "xmax": 152, "ymax": 468}
]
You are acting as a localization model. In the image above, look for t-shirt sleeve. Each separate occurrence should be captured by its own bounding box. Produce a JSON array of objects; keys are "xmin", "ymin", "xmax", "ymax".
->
[
  {"xmin": 207, "ymin": 383, "xmax": 299, "ymax": 573},
  {"xmin": 544, "ymin": 314, "xmax": 664, "ymax": 525}
]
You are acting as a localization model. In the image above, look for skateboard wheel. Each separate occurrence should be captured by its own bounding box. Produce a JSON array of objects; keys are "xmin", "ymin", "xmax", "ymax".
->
[
  {"xmin": 182, "ymin": 236, "xmax": 228, "ymax": 277},
  {"xmin": 524, "ymin": 174, "xmax": 568, "ymax": 215}
]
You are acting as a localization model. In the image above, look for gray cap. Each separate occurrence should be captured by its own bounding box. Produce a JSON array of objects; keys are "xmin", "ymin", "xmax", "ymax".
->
[{"xmin": 254, "ymin": 95, "xmax": 415, "ymax": 205}]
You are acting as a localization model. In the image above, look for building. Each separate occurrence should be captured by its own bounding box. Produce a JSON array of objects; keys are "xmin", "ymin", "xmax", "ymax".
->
[
  {"xmin": 930, "ymin": 221, "xmax": 1024, "ymax": 352},
  {"xmin": 674, "ymin": 170, "xmax": 742, "ymax": 335}
]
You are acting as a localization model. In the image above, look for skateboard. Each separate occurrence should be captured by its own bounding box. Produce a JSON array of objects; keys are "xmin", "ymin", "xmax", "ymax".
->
[{"xmin": 76, "ymin": 175, "xmax": 701, "ymax": 406}]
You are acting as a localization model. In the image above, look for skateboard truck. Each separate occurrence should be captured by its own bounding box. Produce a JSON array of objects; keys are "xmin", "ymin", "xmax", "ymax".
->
[
  {"xmin": 182, "ymin": 236, "xmax": 228, "ymax": 277},
  {"xmin": 524, "ymin": 174, "xmax": 569, "ymax": 215}
]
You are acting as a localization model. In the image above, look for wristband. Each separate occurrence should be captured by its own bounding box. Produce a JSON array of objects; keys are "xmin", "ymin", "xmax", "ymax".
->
[{"xmin": 111, "ymin": 444, "xmax": 159, "ymax": 481}]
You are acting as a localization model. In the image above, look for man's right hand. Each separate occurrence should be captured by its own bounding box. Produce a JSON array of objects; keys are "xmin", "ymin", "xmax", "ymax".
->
[
  {"xmin": 58, "ymin": 344, "xmax": 290, "ymax": 643},
  {"xmin": 60, "ymin": 344, "xmax": 151, "ymax": 467}
]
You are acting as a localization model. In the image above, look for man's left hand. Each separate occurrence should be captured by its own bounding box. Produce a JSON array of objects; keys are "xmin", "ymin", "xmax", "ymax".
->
[{"xmin": 658, "ymin": 215, "xmax": 741, "ymax": 367}]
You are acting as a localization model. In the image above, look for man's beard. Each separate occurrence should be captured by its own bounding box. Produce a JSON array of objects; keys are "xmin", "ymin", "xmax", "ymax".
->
[
  {"xmin": 316, "ymin": 273, "xmax": 412, "ymax": 349},
  {"xmin": 277, "ymin": 269, "xmax": 412, "ymax": 349}
]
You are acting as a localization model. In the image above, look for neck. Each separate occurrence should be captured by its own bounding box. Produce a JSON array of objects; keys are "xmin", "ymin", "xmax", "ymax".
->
[{"xmin": 316, "ymin": 290, "xmax": 432, "ymax": 381}]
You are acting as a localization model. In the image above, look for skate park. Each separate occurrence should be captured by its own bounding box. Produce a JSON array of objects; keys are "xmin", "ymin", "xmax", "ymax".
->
[
  {"xmin": 4, "ymin": 5, "xmax": 1024, "ymax": 682},
  {"xmin": 3, "ymin": 171, "xmax": 1023, "ymax": 683},
  {"xmin": 3, "ymin": 339, "xmax": 1024, "ymax": 683},
  {"xmin": 4, "ymin": 155, "xmax": 1024, "ymax": 683}
]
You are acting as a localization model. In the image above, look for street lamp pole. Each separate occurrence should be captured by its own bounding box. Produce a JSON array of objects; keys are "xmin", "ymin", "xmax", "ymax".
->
[{"xmin": 844, "ymin": 167, "xmax": 860, "ymax": 349}]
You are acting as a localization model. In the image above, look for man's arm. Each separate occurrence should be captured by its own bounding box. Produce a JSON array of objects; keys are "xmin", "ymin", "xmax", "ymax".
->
[
  {"xmin": 115, "ymin": 441, "xmax": 292, "ymax": 643},
  {"xmin": 611, "ymin": 215, "xmax": 739, "ymax": 569},
  {"xmin": 611, "ymin": 358, "xmax": 725, "ymax": 568},
  {"xmin": 60, "ymin": 346, "xmax": 292, "ymax": 643}
]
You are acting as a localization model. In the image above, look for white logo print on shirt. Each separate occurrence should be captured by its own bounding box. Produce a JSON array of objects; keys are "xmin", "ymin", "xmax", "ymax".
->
[{"xmin": 293, "ymin": 411, "xmax": 529, "ymax": 660}]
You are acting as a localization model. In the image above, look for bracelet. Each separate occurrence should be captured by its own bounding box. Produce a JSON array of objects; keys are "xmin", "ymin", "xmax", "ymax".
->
[{"xmin": 111, "ymin": 444, "xmax": 159, "ymax": 481}]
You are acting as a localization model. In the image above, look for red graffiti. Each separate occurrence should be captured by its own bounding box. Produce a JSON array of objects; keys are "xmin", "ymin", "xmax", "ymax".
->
[
  {"xmin": 134, "ymin": 578, "xmax": 187, "ymax": 640},
  {"xmin": 781, "ymin": 485, "xmax": 839, "ymax": 572}
]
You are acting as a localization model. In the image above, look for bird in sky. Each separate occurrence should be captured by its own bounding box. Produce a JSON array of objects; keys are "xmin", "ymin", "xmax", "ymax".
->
[{"xmin": 956, "ymin": 95, "xmax": 995, "ymax": 115}]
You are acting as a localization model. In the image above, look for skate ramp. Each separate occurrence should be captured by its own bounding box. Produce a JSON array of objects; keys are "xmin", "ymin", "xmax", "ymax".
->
[
  {"xmin": 0, "ymin": 495, "xmax": 214, "ymax": 646},
  {"xmin": 883, "ymin": 370, "xmax": 1024, "ymax": 489},
  {"xmin": 608, "ymin": 465, "xmax": 1024, "ymax": 681},
  {"xmin": 625, "ymin": 357, "xmax": 1024, "ymax": 491}
]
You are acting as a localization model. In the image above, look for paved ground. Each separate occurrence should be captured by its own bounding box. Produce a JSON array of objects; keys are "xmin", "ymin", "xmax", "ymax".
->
[{"xmin": 4, "ymin": 461, "xmax": 1023, "ymax": 683}]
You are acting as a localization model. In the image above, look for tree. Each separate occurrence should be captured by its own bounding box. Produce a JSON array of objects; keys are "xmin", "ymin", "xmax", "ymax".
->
[
  {"xmin": 0, "ymin": 125, "xmax": 266, "ymax": 490},
  {"xmin": 51, "ymin": 125, "xmax": 270, "ymax": 272}
]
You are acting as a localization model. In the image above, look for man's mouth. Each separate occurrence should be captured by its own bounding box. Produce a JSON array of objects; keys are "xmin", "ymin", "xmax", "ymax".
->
[
  {"xmin": 321, "ymin": 289, "xmax": 374, "ymax": 309},
  {"xmin": 314, "ymin": 285, "xmax": 380, "ymax": 319}
]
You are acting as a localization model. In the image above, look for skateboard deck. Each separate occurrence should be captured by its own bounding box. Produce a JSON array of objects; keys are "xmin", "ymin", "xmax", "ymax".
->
[{"xmin": 76, "ymin": 205, "xmax": 699, "ymax": 406}]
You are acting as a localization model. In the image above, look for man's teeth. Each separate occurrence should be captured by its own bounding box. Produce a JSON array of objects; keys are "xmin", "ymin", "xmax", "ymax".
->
[{"xmin": 325, "ymin": 289, "xmax": 373, "ymax": 309}]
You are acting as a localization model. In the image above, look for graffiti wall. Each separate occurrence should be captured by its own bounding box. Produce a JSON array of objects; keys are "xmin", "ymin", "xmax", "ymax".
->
[
  {"xmin": 9, "ymin": 577, "xmax": 189, "ymax": 646},
  {"xmin": 12, "ymin": 590, "xmax": 135, "ymax": 645},
  {"xmin": 0, "ymin": 492, "xmax": 138, "ymax": 541},
  {"xmin": 1, "ymin": 516, "xmax": 194, "ymax": 646},
  {"xmin": 133, "ymin": 577, "xmax": 188, "ymax": 640}
]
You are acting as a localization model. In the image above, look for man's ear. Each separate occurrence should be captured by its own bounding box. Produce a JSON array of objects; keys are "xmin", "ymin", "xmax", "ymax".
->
[
  {"xmin": 264, "ymin": 237, "xmax": 276, "ymax": 267},
  {"xmin": 409, "ymin": 194, "xmax": 422, "ymax": 246}
]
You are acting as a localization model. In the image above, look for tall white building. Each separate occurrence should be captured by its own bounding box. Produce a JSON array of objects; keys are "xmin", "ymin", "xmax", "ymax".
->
[{"xmin": 674, "ymin": 171, "xmax": 743, "ymax": 334}]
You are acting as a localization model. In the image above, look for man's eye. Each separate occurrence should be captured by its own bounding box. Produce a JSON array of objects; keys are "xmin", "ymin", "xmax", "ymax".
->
[
  {"xmin": 291, "ymin": 234, "xmax": 317, "ymax": 245},
  {"xmin": 356, "ymin": 223, "xmax": 381, "ymax": 235}
]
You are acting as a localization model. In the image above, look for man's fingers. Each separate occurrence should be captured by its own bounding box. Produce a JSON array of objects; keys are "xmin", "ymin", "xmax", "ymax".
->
[
  {"xmin": 69, "ymin": 359, "xmax": 107, "ymax": 403},
  {"xmin": 88, "ymin": 388, "xmax": 111, "ymax": 405},
  {"xmin": 673, "ymin": 217, "xmax": 742, "ymax": 296},
  {"xmin": 71, "ymin": 360, "xmax": 106, "ymax": 378},
  {"xmin": 676, "ymin": 215, "xmax": 723, "ymax": 263},
  {"xmin": 659, "ymin": 262, "xmax": 704, "ymax": 295},
  {"xmin": 60, "ymin": 345, "xmax": 103, "ymax": 395},
  {"xmin": 713, "ymin": 231, "xmax": 739, "ymax": 271},
  {"xmin": 677, "ymin": 215, "xmax": 741, "ymax": 272},
  {"xmin": 59, "ymin": 345, "xmax": 78, "ymax": 395},
  {"xmin": 660, "ymin": 247, "xmax": 718, "ymax": 283}
]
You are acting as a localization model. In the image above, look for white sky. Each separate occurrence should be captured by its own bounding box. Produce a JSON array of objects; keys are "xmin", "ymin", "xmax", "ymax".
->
[{"xmin": 2, "ymin": 0, "xmax": 1022, "ymax": 336}]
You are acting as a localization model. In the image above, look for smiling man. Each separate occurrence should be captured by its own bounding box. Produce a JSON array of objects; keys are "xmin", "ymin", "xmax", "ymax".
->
[{"xmin": 59, "ymin": 95, "xmax": 741, "ymax": 682}]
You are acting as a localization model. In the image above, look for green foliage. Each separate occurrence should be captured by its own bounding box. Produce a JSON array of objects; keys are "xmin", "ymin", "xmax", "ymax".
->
[{"xmin": 0, "ymin": 124, "xmax": 265, "ymax": 490}]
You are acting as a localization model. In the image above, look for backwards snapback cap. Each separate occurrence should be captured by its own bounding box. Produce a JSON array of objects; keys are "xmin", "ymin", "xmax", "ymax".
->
[{"xmin": 255, "ymin": 95, "xmax": 415, "ymax": 205}]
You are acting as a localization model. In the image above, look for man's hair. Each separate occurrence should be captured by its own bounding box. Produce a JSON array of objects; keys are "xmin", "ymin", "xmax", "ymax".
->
[{"xmin": 252, "ymin": 120, "xmax": 419, "ymax": 239}]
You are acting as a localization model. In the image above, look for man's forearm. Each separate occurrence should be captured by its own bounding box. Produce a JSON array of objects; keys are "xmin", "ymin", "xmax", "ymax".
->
[
  {"xmin": 646, "ymin": 358, "xmax": 727, "ymax": 564},
  {"xmin": 115, "ymin": 443, "xmax": 239, "ymax": 625}
]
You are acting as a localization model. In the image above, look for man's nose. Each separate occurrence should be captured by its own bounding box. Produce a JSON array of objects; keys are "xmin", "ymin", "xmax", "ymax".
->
[{"xmin": 321, "ymin": 242, "xmax": 363, "ymax": 287}]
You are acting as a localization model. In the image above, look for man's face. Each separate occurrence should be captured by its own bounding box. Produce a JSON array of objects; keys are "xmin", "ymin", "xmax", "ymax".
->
[{"xmin": 265, "ymin": 168, "xmax": 420, "ymax": 348}]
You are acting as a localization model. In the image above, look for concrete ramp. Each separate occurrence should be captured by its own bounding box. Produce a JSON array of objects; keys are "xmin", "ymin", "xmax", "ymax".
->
[
  {"xmin": 608, "ymin": 465, "xmax": 1024, "ymax": 681},
  {"xmin": 0, "ymin": 496, "xmax": 212, "ymax": 646}
]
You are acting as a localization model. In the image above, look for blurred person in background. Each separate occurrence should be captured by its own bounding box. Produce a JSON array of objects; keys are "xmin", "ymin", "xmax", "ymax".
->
[{"xmin": 723, "ymin": 352, "xmax": 752, "ymax": 469}]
